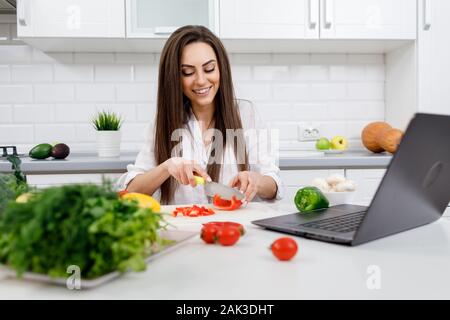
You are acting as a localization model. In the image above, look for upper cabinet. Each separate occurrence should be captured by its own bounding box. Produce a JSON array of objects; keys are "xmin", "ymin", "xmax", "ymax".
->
[
  {"xmin": 320, "ymin": 0, "xmax": 416, "ymax": 39},
  {"xmin": 15, "ymin": 0, "xmax": 417, "ymax": 52},
  {"xmin": 219, "ymin": 0, "xmax": 319, "ymax": 39},
  {"xmin": 385, "ymin": 0, "xmax": 449, "ymax": 131},
  {"xmin": 126, "ymin": 0, "xmax": 218, "ymax": 38},
  {"xmin": 17, "ymin": 0, "xmax": 125, "ymax": 38},
  {"xmin": 220, "ymin": 0, "xmax": 416, "ymax": 40},
  {"xmin": 417, "ymin": 0, "xmax": 450, "ymax": 115}
]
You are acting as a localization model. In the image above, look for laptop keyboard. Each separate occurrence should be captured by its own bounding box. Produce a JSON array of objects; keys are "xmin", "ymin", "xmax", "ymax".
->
[{"xmin": 301, "ymin": 211, "xmax": 366, "ymax": 233}]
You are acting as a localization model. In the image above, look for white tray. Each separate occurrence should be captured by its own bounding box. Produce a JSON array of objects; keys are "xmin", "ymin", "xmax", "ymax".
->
[{"xmin": 0, "ymin": 229, "xmax": 197, "ymax": 289}]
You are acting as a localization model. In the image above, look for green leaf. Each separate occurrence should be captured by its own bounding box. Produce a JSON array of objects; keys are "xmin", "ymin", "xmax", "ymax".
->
[
  {"xmin": 91, "ymin": 110, "xmax": 123, "ymax": 131},
  {"xmin": 0, "ymin": 181, "xmax": 164, "ymax": 280},
  {"xmin": 6, "ymin": 155, "xmax": 27, "ymax": 184}
]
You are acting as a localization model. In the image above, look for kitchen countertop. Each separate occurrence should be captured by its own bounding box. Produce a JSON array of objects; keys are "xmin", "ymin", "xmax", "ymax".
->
[
  {"xmin": 1, "ymin": 202, "xmax": 449, "ymax": 299},
  {"xmin": 0, "ymin": 150, "xmax": 392, "ymax": 174}
]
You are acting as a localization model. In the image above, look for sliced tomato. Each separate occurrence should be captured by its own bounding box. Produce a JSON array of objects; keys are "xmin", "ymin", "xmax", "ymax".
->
[{"xmin": 212, "ymin": 195, "xmax": 243, "ymax": 211}]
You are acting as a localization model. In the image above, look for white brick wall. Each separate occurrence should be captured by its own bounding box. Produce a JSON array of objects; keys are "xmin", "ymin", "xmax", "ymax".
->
[
  {"xmin": 75, "ymin": 84, "xmax": 115, "ymax": 102},
  {"xmin": 0, "ymin": 85, "xmax": 33, "ymax": 103},
  {"xmin": 0, "ymin": 105, "xmax": 12, "ymax": 123},
  {"xmin": 95, "ymin": 65, "xmax": 133, "ymax": 82},
  {"xmin": 0, "ymin": 65, "xmax": 10, "ymax": 82},
  {"xmin": 54, "ymin": 65, "xmax": 94, "ymax": 82},
  {"xmin": 34, "ymin": 84, "xmax": 74, "ymax": 102},
  {"xmin": 0, "ymin": 24, "xmax": 386, "ymax": 153},
  {"xmin": 11, "ymin": 65, "xmax": 53, "ymax": 82},
  {"xmin": 14, "ymin": 104, "xmax": 55, "ymax": 123}
]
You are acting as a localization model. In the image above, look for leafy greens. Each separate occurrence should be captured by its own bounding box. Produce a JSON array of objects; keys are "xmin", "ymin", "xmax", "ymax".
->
[{"xmin": 0, "ymin": 182, "xmax": 165, "ymax": 279}]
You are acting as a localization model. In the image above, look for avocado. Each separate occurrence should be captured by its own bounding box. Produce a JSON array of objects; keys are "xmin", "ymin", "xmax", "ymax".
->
[
  {"xmin": 29, "ymin": 143, "xmax": 53, "ymax": 159},
  {"xmin": 51, "ymin": 143, "xmax": 70, "ymax": 159}
]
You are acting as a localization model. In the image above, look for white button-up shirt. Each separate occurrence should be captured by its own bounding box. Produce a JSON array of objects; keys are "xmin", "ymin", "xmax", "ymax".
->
[{"xmin": 117, "ymin": 100, "xmax": 284, "ymax": 205}]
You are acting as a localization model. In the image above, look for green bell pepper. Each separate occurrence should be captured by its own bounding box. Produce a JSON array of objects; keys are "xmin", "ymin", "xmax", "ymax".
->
[{"xmin": 294, "ymin": 186, "xmax": 329, "ymax": 213}]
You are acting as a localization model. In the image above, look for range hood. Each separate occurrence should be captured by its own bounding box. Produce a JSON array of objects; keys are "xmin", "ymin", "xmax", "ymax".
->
[{"xmin": 0, "ymin": 0, "xmax": 16, "ymax": 14}]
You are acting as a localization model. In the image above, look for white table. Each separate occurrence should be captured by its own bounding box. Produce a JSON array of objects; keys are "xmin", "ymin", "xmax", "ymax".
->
[{"xmin": 1, "ymin": 202, "xmax": 449, "ymax": 300}]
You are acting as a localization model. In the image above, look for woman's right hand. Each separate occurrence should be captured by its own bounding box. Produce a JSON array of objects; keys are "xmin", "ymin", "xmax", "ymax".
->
[{"xmin": 164, "ymin": 157, "xmax": 211, "ymax": 187}]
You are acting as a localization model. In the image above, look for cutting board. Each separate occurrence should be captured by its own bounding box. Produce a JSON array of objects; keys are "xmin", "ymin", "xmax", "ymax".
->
[{"xmin": 160, "ymin": 202, "xmax": 287, "ymax": 231}]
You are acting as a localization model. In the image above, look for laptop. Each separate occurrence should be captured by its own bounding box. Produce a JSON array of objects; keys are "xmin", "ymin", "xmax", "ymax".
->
[{"xmin": 252, "ymin": 113, "xmax": 450, "ymax": 246}]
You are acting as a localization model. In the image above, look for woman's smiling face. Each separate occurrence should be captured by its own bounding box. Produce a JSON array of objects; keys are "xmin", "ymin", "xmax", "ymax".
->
[{"xmin": 180, "ymin": 42, "xmax": 220, "ymax": 110}]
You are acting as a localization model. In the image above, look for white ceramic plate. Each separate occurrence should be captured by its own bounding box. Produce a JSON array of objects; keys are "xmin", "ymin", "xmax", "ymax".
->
[
  {"xmin": 323, "ymin": 149, "xmax": 345, "ymax": 154},
  {"xmin": 280, "ymin": 150, "xmax": 324, "ymax": 158},
  {"xmin": 0, "ymin": 229, "xmax": 197, "ymax": 289}
]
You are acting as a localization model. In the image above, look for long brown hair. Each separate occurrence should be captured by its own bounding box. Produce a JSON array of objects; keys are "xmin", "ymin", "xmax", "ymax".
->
[{"xmin": 155, "ymin": 25, "xmax": 248, "ymax": 204}]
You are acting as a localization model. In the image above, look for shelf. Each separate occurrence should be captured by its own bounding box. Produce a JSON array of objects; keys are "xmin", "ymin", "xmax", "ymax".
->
[{"xmin": 18, "ymin": 37, "xmax": 414, "ymax": 54}]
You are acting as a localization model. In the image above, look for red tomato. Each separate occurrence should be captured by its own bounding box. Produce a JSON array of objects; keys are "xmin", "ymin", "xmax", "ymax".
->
[
  {"xmin": 271, "ymin": 237, "xmax": 298, "ymax": 261},
  {"xmin": 212, "ymin": 195, "xmax": 243, "ymax": 211},
  {"xmin": 200, "ymin": 225, "xmax": 219, "ymax": 244},
  {"xmin": 203, "ymin": 221, "xmax": 245, "ymax": 236},
  {"xmin": 216, "ymin": 226, "xmax": 241, "ymax": 246}
]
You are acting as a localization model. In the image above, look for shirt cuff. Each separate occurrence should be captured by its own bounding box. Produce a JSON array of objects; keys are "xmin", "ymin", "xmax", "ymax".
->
[
  {"xmin": 262, "ymin": 172, "xmax": 285, "ymax": 201},
  {"xmin": 115, "ymin": 170, "xmax": 144, "ymax": 191}
]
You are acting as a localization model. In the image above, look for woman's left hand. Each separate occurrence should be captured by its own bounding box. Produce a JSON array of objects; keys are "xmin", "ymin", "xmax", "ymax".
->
[{"xmin": 228, "ymin": 171, "xmax": 263, "ymax": 202}]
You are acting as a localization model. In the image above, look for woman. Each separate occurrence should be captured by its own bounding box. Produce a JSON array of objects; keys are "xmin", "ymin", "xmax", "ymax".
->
[{"xmin": 117, "ymin": 25, "xmax": 283, "ymax": 205}]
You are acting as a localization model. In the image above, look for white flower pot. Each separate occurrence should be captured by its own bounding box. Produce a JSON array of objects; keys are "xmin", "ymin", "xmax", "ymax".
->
[{"xmin": 97, "ymin": 131, "xmax": 121, "ymax": 157}]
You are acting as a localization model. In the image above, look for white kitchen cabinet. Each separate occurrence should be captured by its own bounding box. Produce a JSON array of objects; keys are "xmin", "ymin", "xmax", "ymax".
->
[
  {"xmin": 343, "ymin": 169, "xmax": 385, "ymax": 206},
  {"xmin": 14, "ymin": 0, "xmax": 416, "ymax": 52},
  {"xmin": 386, "ymin": 0, "xmax": 450, "ymax": 130},
  {"xmin": 345, "ymin": 169, "xmax": 449, "ymax": 217},
  {"xmin": 279, "ymin": 169, "xmax": 344, "ymax": 204},
  {"xmin": 17, "ymin": 0, "xmax": 125, "ymax": 38},
  {"xmin": 417, "ymin": 0, "xmax": 450, "ymax": 115},
  {"xmin": 281, "ymin": 168, "xmax": 449, "ymax": 216},
  {"xmin": 0, "ymin": 14, "xmax": 22, "ymax": 45},
  {"xmin": 26, "ymin": 173, "xmax": 123, "ymax": 189},
  {"xmin": 219, "ymin": 0, "xmax": 320, "ymax": 39},
  {"xmin": 320, "ymin": 0, "xmax": 416, "ymax": 39},
  {"xmin": 126, "ymin": 0, "xmax": 218, "ymax": 38},
  {"xmin": 220, "ymin": 0, "xmax": 415, "ymax": 40}
]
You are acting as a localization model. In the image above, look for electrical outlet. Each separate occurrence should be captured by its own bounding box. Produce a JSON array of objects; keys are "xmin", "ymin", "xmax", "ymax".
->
[{"xmin": 298, "ymin": 126, "xmax": 320, "ymax": 141}]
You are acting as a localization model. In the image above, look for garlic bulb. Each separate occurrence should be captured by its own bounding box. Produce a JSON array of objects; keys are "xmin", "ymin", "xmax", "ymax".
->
[
  {"xmin": 334, "ymin": 180, "xmax": 356, "ymax": 192},
  {"xmin": 326, "ymin": 174, "xmax": 346, "ymax": 187},
  {"xmin": 310, "ymin": 175, "xmax": 357, "ymax": 192},
  {"xmin": 311, "ymin": 178, "xmax": 331, "ymax": 192}
]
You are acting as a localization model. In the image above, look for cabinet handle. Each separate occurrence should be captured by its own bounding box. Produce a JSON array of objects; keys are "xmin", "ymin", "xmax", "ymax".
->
[
  {"xmin": 309, "ymin": 0, "xmax": 318, "ymax": 29},
  {"xmin": 423, "ymin": 0, "xmax": 431, "ymax": 30},
  {"xmin": 17, "ymin": 0, "xmax": 29, "ymax": 26},
  {"xmin": 323, "ymin": 0, "xmax": 332, "ymax": 29}
]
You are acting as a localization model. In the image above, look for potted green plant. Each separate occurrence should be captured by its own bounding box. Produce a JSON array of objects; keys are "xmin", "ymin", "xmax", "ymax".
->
[{"xmin": 92, "ymin": 110, "xmax": 123, "ymax": 157}]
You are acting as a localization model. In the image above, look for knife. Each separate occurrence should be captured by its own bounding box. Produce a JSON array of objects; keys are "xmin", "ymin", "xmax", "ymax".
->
[{"xmin": 194, "ymin": 176, "xmax": 245, "ymax": 201}]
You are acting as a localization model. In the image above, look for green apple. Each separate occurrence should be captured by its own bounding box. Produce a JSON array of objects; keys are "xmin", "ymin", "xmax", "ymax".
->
[
  {"xmin": 331, "ymin": 135, "xmax": 348, "ymax": 150},
  {"xmin": 315, "ymin": 137, "xmax": 331, "ymax": 150}
]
